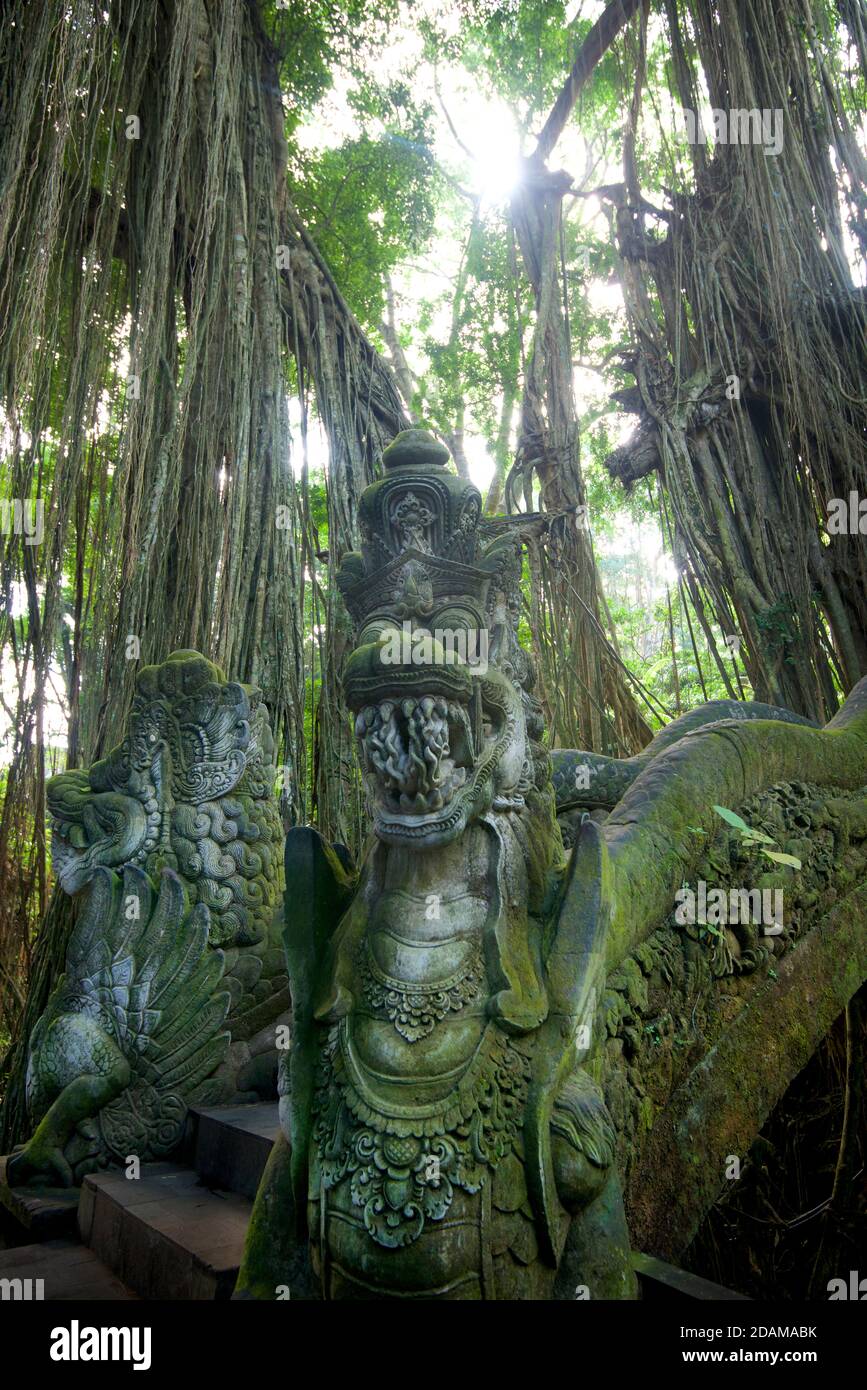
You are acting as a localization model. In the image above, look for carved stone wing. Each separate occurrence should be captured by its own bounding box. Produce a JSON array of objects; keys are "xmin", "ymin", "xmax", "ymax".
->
[
  {"xmin": 48, "ymin": 864, "xmax": 231, "ymax": 1094},
  {"xmin": 280, "ymin": 827, "xmax": 357, "ymax": 1226}
]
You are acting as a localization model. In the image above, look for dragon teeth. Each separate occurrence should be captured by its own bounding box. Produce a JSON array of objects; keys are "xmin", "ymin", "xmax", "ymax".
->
[{"xmin": 357, "ymin": 691, "xmax": 475, "ymax": 813}]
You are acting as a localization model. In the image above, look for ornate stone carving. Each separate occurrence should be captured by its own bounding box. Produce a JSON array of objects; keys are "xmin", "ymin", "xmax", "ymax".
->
[
  {"xmin": 235, "ymin": 428, "xmax": 867, "ymax": 1300},
  {"xmin": 48, "ymin": 649, "xmax": 281, "ymax": 948},
  {"xmin": 313, "ymin": 1022, "xmax": 531, "ymax": 1249},
  {"xmin": 238, "ymin": 429, "xmax": 633, "ymax": 1300},
  {"xmin": 550, "ymin": 700, "xmax": 818, "ymax": 823},
  {"xmin": 8, "ymin": 651, "xmax": 288, "ymax": 1186},
  {"xmin": 8, "ymin": 867, "xmax": 230, "ymax": 1186},
  {"xmin": 357, "ymin": 939, "xmax": 486, "ymax": 1043}
]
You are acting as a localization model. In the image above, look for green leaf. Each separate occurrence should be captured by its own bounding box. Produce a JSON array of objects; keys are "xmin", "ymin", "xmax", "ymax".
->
[
  {"xmin": 761, "ymin": 850, "xmax": 802, "ymax": 870},
  {"xmin": 712, "ymin": 804, "xmax": 751, "ymax": 832},
  {"xmin": 739, "ymin": 829, "xmax": 776, "ymax": 845}
]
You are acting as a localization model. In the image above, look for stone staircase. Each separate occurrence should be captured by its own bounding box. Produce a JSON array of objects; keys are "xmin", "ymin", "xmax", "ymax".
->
[
  {"xmin": 0, "ymin": 1102, "xmax": 279, "ymax": 1301},
  {"xmin": 1, "ymin": 1103, "xmax": 748, "ymax": 1301}
]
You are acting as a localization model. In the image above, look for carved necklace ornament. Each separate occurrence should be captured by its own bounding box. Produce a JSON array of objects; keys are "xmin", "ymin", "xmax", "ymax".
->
[
  {"xmin": 313, "ymin": 1021, "xmax": 532, "ymax": 1249},
  {"xmin": 357, "ymin": 939, "xmax": 486, "ymax": 1042}
]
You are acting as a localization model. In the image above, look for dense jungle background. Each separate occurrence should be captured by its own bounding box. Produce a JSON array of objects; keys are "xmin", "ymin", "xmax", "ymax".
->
[{"xmin": 0, "ymin": 0, "xmax": 865, "ymax": 1295}]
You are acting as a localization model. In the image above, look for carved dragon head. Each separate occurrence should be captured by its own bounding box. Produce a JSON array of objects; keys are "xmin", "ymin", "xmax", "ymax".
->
[
  {"xmin": 338, "ymin": 430, "xmax": 548, "ymax": 850},
  {"xmin": 48, "ymin": 650, "xmax": 282, "ymax": 946}
]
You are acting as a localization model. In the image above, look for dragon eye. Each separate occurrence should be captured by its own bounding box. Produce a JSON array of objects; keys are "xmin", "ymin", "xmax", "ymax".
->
[
  {"xmin": 359, "ymin": 619, "xmax": 401, "ymax": 646},
  {"xmin": 433, "ymin": 606, "xmax": 478, "ymax": 633}
]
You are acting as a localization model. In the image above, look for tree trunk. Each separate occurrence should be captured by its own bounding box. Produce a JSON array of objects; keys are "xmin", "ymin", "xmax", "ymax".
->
[{"xmin": 510, "ymin": 165, "xmax": 652, "ymax": 753}]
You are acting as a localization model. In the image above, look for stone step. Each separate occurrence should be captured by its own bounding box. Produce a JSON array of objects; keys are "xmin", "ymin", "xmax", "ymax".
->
[
  {"xmin": 78, "ymin": 1163, "xmax": 252, "ymax": 1300},
  {"xmin": 0, "ymin": 1238, "xmax": 138, "ymax": 1300},
  {"xmin": 189, "ymin": 1102, "xmax": 279, "ymax": 1200},
  {"xmin": 0, "ymin": 1155, "xmax": 79, "ymax": 1238}
]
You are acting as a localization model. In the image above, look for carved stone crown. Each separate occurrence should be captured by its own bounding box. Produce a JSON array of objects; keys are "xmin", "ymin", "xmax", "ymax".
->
[{"xmin": 337, "ymin": 429, "xmax": 519, "ymax": 632}]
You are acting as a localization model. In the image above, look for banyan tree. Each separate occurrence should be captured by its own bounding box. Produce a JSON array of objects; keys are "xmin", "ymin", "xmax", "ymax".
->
[{"xmin": 0, "ymin": 0, "xmax": 865, "ymax": 1316}]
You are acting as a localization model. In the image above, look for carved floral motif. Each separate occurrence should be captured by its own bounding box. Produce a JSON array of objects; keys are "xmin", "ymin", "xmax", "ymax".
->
[
  {"xmin": 313, "ymin": 1022, "xmax": 532, "ymax": 1248},
  {"xmin": 357, "ymin": 940, "xmax": 486, "ymax": 1042}
]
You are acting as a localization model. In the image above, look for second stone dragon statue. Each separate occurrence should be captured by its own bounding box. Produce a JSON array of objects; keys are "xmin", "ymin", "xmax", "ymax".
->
[{"xmin": 7, "ymin": 651, "xmax": 289, "ymax": 1185}]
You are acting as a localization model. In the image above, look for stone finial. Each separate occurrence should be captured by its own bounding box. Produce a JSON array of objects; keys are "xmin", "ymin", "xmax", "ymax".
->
[{"xmin": 382, "ymin": 428, "xmax": 451, "ymax": 471}]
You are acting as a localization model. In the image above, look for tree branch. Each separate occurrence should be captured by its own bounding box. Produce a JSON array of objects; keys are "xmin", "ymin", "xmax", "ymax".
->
[{"xmin": 534, "ymin": 0, "xmax": 644, "ymax": 163}]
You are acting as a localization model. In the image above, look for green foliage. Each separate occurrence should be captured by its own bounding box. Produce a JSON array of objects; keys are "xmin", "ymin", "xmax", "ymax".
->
[
  {"xmin": 413, "ymin": 208, "xmax": 526, "ymax": 448},
  {"xmin": 5, "ymin": 0, "xmax": 857, "ymax": 1034},
  {"xmin": 755, "ymin": 597, "xmax": 802, "ymax": 663},
  {"xmin": 712, "ymin": 806, "xmax": 802, "ymax": 872},
  {"xmin": 267, "ymin": 0, "xmax": 401, "ymax": 140},
  {"xmin": 450, "ymin": 1, "xmax": 621, "ymax": 135},
  {"xmin": 292, "ymin": 118, "xmax": 440, "ymax": 326}
]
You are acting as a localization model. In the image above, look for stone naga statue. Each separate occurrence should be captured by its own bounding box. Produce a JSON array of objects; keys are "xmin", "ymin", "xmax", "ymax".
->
[
  {"xmin": 238, "ymin": 429, "xmax": 867, "ymax": 1301},
  {"xmin": 239, "ymin": 430, "xmax": 636, "ymax": 1299},
  {"xmin": 7, "ymin": 651, "xmax": 289, "ymax": 1186},
  {"xmin": 550, "ymin": 700, "xmax": 817, "ymax": 822}
]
